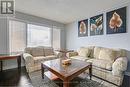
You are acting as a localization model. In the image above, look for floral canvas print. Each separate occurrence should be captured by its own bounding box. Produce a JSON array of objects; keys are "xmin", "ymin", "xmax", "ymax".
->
[
  {"xmin": 78, "ymin": 19, "xmax": 88, "ymax": 37},
  {"xmin": 106, "ymin": 7, "xmax": 126, "ymax": 34},
  {"xmin": 90, "ymin": 14, "xmax": 103, "ymax": 36}
]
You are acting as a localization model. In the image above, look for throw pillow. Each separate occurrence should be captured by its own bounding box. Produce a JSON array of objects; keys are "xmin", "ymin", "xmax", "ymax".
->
[
  {"xmin": 94, "ymin": 47, "xmax": 102, "ymax": 59},
  {"xmin": 77, "ymin": 47, "xmax": 91, "ymax": 57}
]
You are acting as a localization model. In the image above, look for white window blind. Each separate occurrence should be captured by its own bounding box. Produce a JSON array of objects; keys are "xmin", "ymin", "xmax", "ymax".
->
[
  {"xmin": 27, "ymin": 24, "xmax": 52, "ymax": 47},
  {"xmin": 9, "ymin": 20, "xmax": 26, "ymax": 53},
  {"xmin": 52, "ymin": 27, "xmax": 61, "ymax": 49}
]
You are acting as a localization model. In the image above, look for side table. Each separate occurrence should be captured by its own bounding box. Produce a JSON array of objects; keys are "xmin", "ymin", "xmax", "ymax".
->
[
  {"xmin": 0, "ymin": 54, "xmax": 21, "ymax": 72},
  {"xmin": 55, "ymin": 49, "xmax": 74, "ymax": 58}
]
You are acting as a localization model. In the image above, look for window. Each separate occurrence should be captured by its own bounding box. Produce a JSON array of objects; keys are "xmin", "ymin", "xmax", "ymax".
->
[
  {"xmin": 52, "ymin": 26, "xmax": 61, "ymax": 49},
  {"xmin": 9, "ymin": 20, "xmax": 61, "ymax": 53},
  {"xmin": 27, "ymin": 24, "xmax": 52, "ymax": 47},
  {"xmin": 9, "ymin": 20, "xmax": 26, "ymax": 53}
]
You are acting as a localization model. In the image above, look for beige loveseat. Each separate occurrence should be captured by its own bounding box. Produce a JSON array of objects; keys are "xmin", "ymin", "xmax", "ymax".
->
[
  {"xmin": 23, "ymin": 46, "xmax": 62, "ymax": 73},
  {"xmin": 66, "ymin": 46, "xmax": 128, "ymax": 86}
]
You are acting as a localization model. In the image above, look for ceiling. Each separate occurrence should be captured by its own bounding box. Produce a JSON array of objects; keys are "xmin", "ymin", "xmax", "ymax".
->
[{"xmin": 15, "ymin": 0, "xmax": 129, "ymax": 24}]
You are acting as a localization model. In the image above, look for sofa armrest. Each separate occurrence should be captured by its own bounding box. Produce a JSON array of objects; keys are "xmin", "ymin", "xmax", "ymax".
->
[
  {"xmin": 54, "ymin": 51, "xmax": 63, "ymax": 58},
  {"xmin": 23, "ymin": 53, "xmax": 34, "ymax": 66},
  {"xmin": 66, "ymin": 52, "xmax": 78, "ymax": 58},
  {"xmin": 112, "ymin": 57, "xmax": 128, "ymax": 76}
]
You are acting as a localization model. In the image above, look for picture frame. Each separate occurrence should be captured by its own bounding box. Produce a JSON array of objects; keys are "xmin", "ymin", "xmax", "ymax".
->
[
  {"xmin": 78, "ymin": 19, "xmax": 88, "ymax": 37},
  {"xmin": 106, "ymin": 7, "xmax": 127, "ymax": 34},
  {"xmin": 90, "ymin": 14, "xmax": 103, "ymax": 36}
]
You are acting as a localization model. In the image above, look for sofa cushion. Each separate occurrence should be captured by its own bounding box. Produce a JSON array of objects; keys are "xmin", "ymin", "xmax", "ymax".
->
[
  {"xmin": 112, "ymin": 49, "xmax": 127, "ymax": 58},
  {"xmin": 45, "ymin": 55, "xmax": 57, "ymax": 60},
  {"xmin": 31, "ymin": 47, "xmax": 44, "ymax": 57},
  {"xmin": 44, "ymin": 47, "xmax": 54, "ymax": 56},
  {"xmin": 70, "ymin": 56, "xmax": 90, "ymax": 61},
  {"xmin": 77, "ymin": 47, "xmax": 91, "ymax": 57},
  {"xmin": 94, "ymin": 47, "xmax": 102, "ymax": 59},
  {"xmin": 33, "ymin": 56, "xmax": 46, "ymax": 64},
  {"xmin": 87, "ymin": 59, "xmax": 113, "ymax": 70},
  {"xmin": 33, "ymin": 55, "xmax": 56, "ymax": 64},
  {"xmin": 99, "ymin": 48, "xmax": 117, "ymax": 62}
]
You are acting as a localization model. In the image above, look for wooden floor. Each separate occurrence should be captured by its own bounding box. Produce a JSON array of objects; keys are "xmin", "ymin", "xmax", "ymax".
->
[
  {"xmin": 0, "ymin": 67, "xmax": 32, "ymax": 87},
  {"xmin": 0, "ymin": 67, "xmax": 130, "ymax": 87}
]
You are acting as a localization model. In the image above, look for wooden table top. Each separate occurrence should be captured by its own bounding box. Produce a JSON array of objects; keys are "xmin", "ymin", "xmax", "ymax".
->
[
  {"xmin": 0, "ymin": 53, "xmax": 21, "ymax": 59},
  {"xmin": 42, "ymin": 58, "xmax": 91, "ymax": 78}
]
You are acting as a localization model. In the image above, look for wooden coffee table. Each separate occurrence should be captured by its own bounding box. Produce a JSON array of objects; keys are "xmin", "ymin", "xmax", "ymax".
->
[{"xmin": 41, "ymin": 58, "xmax": 92, "ymax": 87}]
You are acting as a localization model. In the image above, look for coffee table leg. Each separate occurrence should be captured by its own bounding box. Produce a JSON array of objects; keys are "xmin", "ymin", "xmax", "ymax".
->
[
  {"xmin": 89, "ymin": 64, "xmax": 92, "ymax": 80},
  {"xmin": 63, "ymin": 79, "xmax": 69, "ymax": 87},
  {"xmin": 41, "ymin": 64, "xmax": 44, "ymax": 79}
]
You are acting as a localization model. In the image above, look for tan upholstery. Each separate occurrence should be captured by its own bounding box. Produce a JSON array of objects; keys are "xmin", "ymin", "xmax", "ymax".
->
[
  {"xmin": 44, "ymin": 47, "xmax": 54, "ymax": 56},
  {"xmin": 87, "ymin": 59, "xmax": 113, "ymax": 70},
  {"xmin": 23, "ymin": 46, "xmax": 62, "ymax": 73},
  {"xmin": 112, "ymin": 48, "xmax": 127, "ymax": 58},
  {"xmin": 77, "ymin": 47, "xmax": 91, "ymax": 57},
  {"xmin": 70, "ymin": 56, "xmax": 90, "ymax": 61},
  {"xmin": 23, "ymin": 53, "xmax": 34, "ymax": 67},
  {"xmin": 67, "ymin": 46, "xmax": 128, "ymax": 86},
  {"xmin": 112, "ymin": 57, "xmax": 128, "ymax": 76},
  {"xmin": 88, "ymin": 46, "xmax": 95, "ymax": 58},
  {"xmin": 98, "ymin": 48, "xmax": 117, "ymax": 62},
  {"xmin": 45, "ymin": 55, "xmax": 57, "ymax": 60},
  {"xmin": 33, "ymin": 56, "xmax": 46, "ymax": 64},
  {"xmin": 24, "ymin": 47, "xmax": 32, "ymax": 54},
  {"xmin": 66, "ymin": 52, "xmax": 78, "ymax": 58},
  {"xmin": 91, "ymin": 66, "xmax": 123, "ymax": 86},
  {"xmin": 94, "ymin": 47, "xmax": 102, "ymax": 59},
  {"xmin": 31, "ymin": 47, "xmax": 44, "ymax": 57}
]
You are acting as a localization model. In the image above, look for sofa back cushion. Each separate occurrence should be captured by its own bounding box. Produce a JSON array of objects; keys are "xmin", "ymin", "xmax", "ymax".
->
[
  {"xmin": 112, "ymin": 49, "xmax": 126, "ymax": 58},
  {"xmin": 44, "ymin": 47, "xmax": 54, "ymax": 56},
  {"xmin": 31, "ymin": 47, "xmax": 44, "ymax": 57},
  {"xmin": 94, "ymin": 47, "xmax": 102, "ymax": 59},
  {"xmin": 77, "ymin": 47, "xmax": 91, "ymax": 57},
  {"xmin": 98, "ymin": 48, "xmax": 117, "ymax": 62},
  {"xmin": 24, "ymin": 47, "xmax": 32, "ymax": 54}
]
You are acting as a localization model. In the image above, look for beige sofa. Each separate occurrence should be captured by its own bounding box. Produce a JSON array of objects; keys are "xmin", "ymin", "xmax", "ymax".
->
[
  {"xmin": 23, "ymin": 46, "xmax": 62, "ymax": 73},
  {"xmin": 66, "ymin": 46, "xmax": 128, "ymax": 86}
]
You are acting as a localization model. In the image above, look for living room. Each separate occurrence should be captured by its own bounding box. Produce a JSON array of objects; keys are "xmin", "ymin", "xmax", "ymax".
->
[{"xmin": 0, "ymin": 0, "xmax": 130, "ymax": 87}]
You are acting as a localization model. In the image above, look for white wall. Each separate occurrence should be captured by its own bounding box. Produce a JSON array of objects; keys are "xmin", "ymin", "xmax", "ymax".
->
[{"xmin": 65, "ymin": 3, "xmax": 130, "ymax": 71}]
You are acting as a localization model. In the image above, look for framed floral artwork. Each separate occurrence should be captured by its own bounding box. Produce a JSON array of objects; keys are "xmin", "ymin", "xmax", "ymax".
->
[
  {"xmin": 106, "ymin": 7, "xmax": 126, "ymax": 34},
  {"xmin": 78, "ymin": 19, "xmax": 88, "ymax": 37},
  {"xmin": 90, "ymin": 14, "xmax": 103, "ymax": 36}
]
